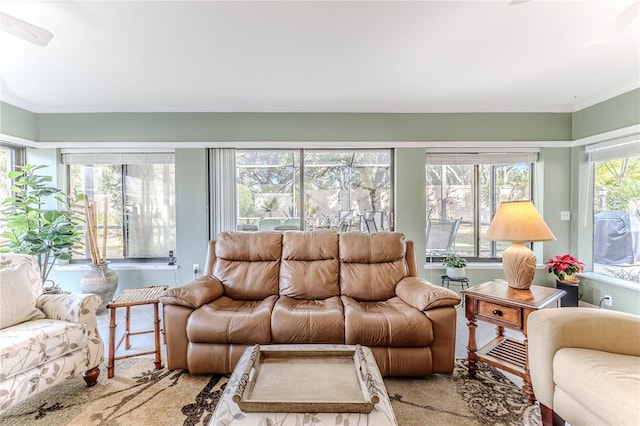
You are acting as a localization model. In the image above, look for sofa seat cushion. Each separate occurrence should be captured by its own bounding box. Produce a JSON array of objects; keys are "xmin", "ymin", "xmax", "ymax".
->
[
  {"xmin": 553, "ymin": 347, "xmax": 640, "ymax": 426},
  {"xmin": 187, "ymin": 295, "xmax": 277, "ymax": 344},
  {"xmin": 342, "ymin": 296, "xmax": 432, "ymax": 347},
  {"xmin": 0, "ymin": 319, "xmax": 88, "ymax": 381},
  {"xmin": 271, "ymin": 296, "xmax": 345, "ymax": 344}
]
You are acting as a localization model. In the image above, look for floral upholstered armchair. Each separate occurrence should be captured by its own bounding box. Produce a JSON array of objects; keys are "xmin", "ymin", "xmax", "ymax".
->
[{"xmin": 0, "ymin": 254, "xmax": 104, "ymax": 411}]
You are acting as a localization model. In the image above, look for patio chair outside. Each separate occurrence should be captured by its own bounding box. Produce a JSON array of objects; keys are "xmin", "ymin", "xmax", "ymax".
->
[{"xmin": 426, "ymin": 217, "xmax": 461, "ymax": 256}]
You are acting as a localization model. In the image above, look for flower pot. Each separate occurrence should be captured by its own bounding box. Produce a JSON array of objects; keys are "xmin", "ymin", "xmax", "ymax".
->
[
  {"xmin": 556, "ymin": 280, "xmax": 580, "ymax": 307},
  {"xmin": 446, "ymin": 266, "xmax": 466, "ymax": 279},
  {"xmin": 80, "ymin": 263, "xmax": 119, "ymax": 315}
]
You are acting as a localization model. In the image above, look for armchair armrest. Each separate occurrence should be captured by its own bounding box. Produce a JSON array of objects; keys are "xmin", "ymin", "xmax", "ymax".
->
[
  {"xmin": 159, "ymin": 276, "xmax": 224, "ymax": 309},
  {"xmin": 528, "ymin": 307, "xmax": 640, "ymax": 408},
  {"xmin": 396, "ymin": 277, "xmax": 461, "ymax": 311}
]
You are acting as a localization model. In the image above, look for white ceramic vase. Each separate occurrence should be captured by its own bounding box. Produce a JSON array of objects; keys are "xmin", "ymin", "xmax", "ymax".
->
[{"xmin": 80, "ymin": 263, "xmax": 118, "ymax": 315}]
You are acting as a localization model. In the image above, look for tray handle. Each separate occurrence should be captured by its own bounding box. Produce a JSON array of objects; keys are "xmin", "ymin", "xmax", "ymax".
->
[
  {"xmin": 232, "ymin": 344, "xmax": 260, "ymax": 404},
  {"xmin": 355, "ymin": 345, "xmax": 380, "ymax": 405}
]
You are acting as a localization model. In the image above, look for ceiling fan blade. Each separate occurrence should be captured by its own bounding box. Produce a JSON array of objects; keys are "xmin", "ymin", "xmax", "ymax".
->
[
  {"xmin": 609, "ymin": 0, "xmax": 640, "ymax": 36},
  {"xmin": 1, "ymin": 12, "xmax": 53, "ymax": 46}
]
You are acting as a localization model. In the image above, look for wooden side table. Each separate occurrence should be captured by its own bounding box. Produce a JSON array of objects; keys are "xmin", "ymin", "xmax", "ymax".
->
[
  {"xmin": 461, "ymin": 280, "xmax": 565, "ymax": 404},
  {"xmin": 106, "ymin": 285, "xmax": 168, "ymax": 378}
]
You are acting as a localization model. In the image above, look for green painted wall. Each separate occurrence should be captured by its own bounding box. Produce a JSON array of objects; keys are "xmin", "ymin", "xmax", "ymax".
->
[
  {"xmin": 33, "ymin": 111, "xmax": 571, "ymax": 142},
  {"xmin": 2, "ymin": 88, "xmax": 639, "ymax": 313},
  {"xmin": 0, "ymin": 103, "xmax": 37, "ymax": 140},
  {"xmin": 572, "ymin": 88, "xmax": 640, "ymax": 139},
  {"xmin": 174, "ymin": 149, "xmax": 210, "ymax": 285}
]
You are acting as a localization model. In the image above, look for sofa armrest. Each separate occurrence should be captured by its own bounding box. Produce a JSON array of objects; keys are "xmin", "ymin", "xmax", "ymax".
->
[
  {"xmin": 36, "ymin": 292, "xmax": 105, "ymax": 368},
  {"xmin": 395, "ymin": 277, "xmax": 461, "ymax": 311},
  {"xmin": 528, "ymin": 307, "xmax": 640, "ymax": 408},
  {"xmin": 36, "ymin": 293, "xmax": 102, "ymax": 323},
  {"xmin": 159, "ymin": 276, "xmax": 224, "ymax": 309}
]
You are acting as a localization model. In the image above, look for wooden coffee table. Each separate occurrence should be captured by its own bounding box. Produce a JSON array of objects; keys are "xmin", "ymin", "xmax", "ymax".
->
[
  {"xmin": 461, "ymin": 280, "xmax": 565, "ymax": 404},
  {"xmin": 210, "ymin": 344, "xmax": 398, "ymax": 425}
]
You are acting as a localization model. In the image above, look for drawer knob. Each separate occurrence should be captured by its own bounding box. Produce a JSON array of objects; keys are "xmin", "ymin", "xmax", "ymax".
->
[{"xmin": 492, "ymin": 309, "xmax": 503, "ymax": 316}]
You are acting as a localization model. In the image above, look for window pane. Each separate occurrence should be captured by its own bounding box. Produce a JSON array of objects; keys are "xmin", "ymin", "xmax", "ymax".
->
[
  {"xmin": 235, "ymin": 149, "xmax": 392, "ymax": 232},
  {"xmin": 304, "ymin": 150, "xmax": 391, "ymax": 231},
  {"xmin": 593, "ymin": 155, "xmax": 640, "ymax": 283},
  {"xmin": 426, "ymin": 164, "xmax": 473, "ymax": 256},
  {"xmin": 0, "ymin": 147, "xmax": 17, "ymax": 243},
  {"xmin": 69, "ymin": 163, "xmax": 175, "ymax": 260},
  {"xmin": 236, "ymin": 150, "xmax": 299, "ymax": 231},
  {"xmin": 479, "ymin": 163, "xmax": 531, "ymax": 258},
  {"xmin": 124, "ymin": 164, "xmax": 176, "ymax": 257}
]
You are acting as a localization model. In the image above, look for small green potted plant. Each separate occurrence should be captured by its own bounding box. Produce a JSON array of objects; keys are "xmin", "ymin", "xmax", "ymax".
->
[{"xmin": 443, "ymin": 253, "xmax": 467, "ymax": 279}]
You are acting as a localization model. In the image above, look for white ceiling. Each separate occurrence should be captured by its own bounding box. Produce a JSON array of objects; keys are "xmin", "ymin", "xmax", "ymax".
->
[{"xmin": 1, "ymin": 0, "xmax": 639, "ymax": 113}]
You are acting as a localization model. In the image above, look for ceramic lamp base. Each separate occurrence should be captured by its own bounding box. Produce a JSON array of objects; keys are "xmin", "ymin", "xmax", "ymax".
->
[{"xmin": 502, "ymin": 242, "xmax": 536, "ymax": 290}]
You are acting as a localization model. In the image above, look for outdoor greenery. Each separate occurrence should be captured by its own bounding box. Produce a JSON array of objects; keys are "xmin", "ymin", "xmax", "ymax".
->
[
  {"xmin": 1, "ymin": 164, "xmax": 84, "ymax": 282},
  {"xmin": 594, "ymin": 157, "xmax": 640, "ymax": 213}
]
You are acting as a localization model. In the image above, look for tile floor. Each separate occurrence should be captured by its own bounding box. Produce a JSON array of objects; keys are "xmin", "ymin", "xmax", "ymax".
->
[{"xmin": 96, "ymin": 296, "xmax": 524, "ymax": 389}]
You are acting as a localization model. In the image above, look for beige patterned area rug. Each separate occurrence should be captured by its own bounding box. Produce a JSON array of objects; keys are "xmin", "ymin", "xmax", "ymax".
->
[{"xmin": 0, "ymin": 358, "xmax": 540, "ymax": 426}]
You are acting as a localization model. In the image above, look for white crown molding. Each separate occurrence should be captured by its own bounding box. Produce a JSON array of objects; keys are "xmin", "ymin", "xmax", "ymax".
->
[
  {"xmin": 572, "ymin": 81, "xmax": 640, "ymax": 112},
  {"xmin": 2, "ymin": 137, "xmax": 573, "ymax": 150},
  {"xmin": 0, "ymin": 133, "xmax": 38, "ymax": 147},
  {"xmin": 571, "ymin": 124, "xmax": 640, "ymax": 147}
]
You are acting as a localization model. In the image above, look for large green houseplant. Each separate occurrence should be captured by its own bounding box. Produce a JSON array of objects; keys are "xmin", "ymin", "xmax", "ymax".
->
[{"xmin": 1, "ymin": 164, "xmax": 84, "ymax": 283}]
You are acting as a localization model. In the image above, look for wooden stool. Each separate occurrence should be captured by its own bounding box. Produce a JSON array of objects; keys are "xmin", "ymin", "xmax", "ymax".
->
[{"xmin": 106, "ymin": 285, "xmax": 167, "ymax": 378}]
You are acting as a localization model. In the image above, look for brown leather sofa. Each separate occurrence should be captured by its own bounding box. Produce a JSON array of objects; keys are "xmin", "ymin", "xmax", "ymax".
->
[{"xmin": 159, "ymin": 230, "xmax": 461, "ymax": 376}]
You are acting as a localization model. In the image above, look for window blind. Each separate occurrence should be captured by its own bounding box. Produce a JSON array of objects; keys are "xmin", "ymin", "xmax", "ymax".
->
[
  {"xmin": 586, "ymin": 134, "xmax": 640, "ymax": 162},
  {"xmin": 61, "ymin": 152, "xmax": 175, "ymax": 164},
  {"xmin": 425, "ymin": 151, "xmax": 538, "ymax": 165},
  {"xmin": 208, "ymin": 148, "xmax": 237, "ymax": 238}
]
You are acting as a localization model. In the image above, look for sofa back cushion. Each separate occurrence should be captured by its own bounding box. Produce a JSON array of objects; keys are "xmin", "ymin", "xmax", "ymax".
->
[
  {"xmin": 0, "ymin": 260, "xmax": 46, "ymax": 329},
  {"xmin": 339, "ymin": 232, "xmax": 408, "ymax": 301},
  {"xmin": 213, "ymin": 232, "xmax": 282, "ymax": 300},
  {"xmin": 280, "ymin": 230, "xmax": 340, "ymax": 299}
]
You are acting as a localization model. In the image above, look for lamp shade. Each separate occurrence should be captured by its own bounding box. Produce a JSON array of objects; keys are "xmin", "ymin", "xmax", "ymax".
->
[{"xmin": 485, "ymin": 201, "xmax": 555, "ymax": 242}]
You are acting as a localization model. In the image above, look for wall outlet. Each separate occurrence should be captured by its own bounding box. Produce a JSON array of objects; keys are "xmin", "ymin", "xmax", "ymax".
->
[
  {"xmin": 193, "ymin": 263, "xmax": 200, "ymax": 276},
  {"xmin": 560, "ymin": 211, "xmax": 571, "ymax": 221},
  {"xmin": 603, "ymin": 294, "xmax": 612, "ymax": 306}
]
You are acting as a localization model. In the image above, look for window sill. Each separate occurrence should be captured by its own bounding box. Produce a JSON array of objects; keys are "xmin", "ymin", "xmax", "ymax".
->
[
  {"xmin": 423, "ymin": 262, "xmax": 547, "ymax": 270},
  {"xmin": 55, "ymin": 263, "xmax": 178, "ymax": 271},
  {"xmin": 578, "ymin": 272, "xmax": 640, "ymax": 291}
]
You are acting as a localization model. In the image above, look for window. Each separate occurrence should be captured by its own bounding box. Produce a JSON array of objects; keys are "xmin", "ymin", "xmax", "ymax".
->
[
  {"xmin": 0, "ymin": 145, "xmax": 24, "ymax": 242},
  {"xmin": 236, "ymin": 149, "xmax": 392, "ymax": 232},
  {"xmin": 589, "ymin": 137, "xmax": 640, "ymax": 283},
  {"xmin": 64, "ymin": 153, "xmax": 175, "ymax": 261},
  {"xmin": 426, "ymin": 152, "xmax": 536, "ymax": 260}
]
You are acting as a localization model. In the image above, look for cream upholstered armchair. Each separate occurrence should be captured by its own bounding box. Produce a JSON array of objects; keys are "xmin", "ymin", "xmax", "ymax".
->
[
  {"xmin": 0, "ymin": 254, "xmax": 104, "ymax": 411},
  {"xmin": 527, "ymin": 307, "xmax": 640, "ymax": 426}
]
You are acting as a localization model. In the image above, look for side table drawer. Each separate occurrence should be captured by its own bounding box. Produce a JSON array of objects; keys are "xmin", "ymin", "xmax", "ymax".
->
[{"xmin": 477, "ymin": 300, "xmax": 521, "ymax": 328}]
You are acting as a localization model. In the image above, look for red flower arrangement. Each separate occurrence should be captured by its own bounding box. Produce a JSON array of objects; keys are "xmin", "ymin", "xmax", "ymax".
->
[{"xmin": 546, "ymin": 254, "xmax": 585, "ymax": 283}]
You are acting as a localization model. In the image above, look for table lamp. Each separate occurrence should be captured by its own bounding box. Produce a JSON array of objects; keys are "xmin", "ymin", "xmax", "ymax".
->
[{"xmin": 485, "ymin": 200, "xmax": 555, "ymax": 290}]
